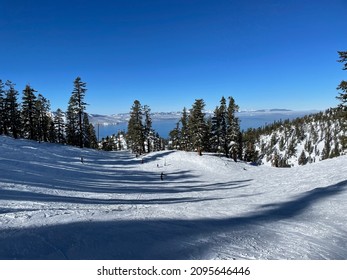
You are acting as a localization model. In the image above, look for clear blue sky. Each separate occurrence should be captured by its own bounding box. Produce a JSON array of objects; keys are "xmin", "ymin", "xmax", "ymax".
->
[{"xmin": 0, "ymin": 0, "xmax": 346, "ymax": 114}]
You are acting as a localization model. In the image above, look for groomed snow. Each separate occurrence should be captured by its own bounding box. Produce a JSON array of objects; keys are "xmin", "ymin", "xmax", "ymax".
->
[{"xmin": 0, "ymin": 136, "xmax": 346, "ymax": 259}]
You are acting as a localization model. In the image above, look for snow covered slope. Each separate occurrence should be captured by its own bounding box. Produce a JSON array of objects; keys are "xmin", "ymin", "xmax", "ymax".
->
[
  {"xmin": 0, "ymin": 136, "xmax": 346, "ymax": 259},
  {"xmin": 254, "ymin": 108, "xmax": 346, "ymax": 167}
]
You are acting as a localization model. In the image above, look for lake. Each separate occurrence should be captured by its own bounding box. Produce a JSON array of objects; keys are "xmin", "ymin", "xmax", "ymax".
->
[{"xmin": 95, "ymin": 111, "xmax": 317, "ymax": 140}]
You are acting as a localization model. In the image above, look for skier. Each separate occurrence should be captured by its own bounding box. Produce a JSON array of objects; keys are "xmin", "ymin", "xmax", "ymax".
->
[
  {"xmin": 160, "ymin": 172, "xmax": 164, "ymax": 181},
  {"xmin": 81, "ymin": 156, "xmax": 84, "ymax": 164}
]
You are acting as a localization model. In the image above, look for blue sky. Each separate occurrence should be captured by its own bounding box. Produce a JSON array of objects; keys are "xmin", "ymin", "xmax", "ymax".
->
[{"xmin": 0, "ymin": 0, "xmax": 346, "ymax": 114}]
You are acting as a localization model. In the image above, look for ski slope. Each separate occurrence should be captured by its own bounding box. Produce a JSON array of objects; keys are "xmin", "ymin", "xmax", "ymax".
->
[{"xmin": 0, "ymin": 136, "xmax": 346, "ymax": 259}]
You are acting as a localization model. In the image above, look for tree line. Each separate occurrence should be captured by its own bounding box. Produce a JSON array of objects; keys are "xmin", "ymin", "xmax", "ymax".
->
[
  {"xmin": 168, "ymin": 97, "xmax": 242, "ymax": 160},
  {"xmin": 126, "ymin": 100, "xmax": 165, "ymax": 154},
  {"xmin": 1, "ymin": 50, "xmax": 345, "ymax": 161},
  {"xmin": 0, "ymin": 77, "xmax": 97, "ymax": 148},
  {"xmin": 167, "ymin": 50, "xmax": 347, "ymax": 165},
  {"xmin": 98, "ymin": 100, "xmax": 166, "ymax": 153}
]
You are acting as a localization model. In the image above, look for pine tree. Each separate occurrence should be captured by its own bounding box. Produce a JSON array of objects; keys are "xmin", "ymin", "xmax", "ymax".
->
[
  {"xmin": 36, "ymin": 94, "xmax": 52, "ymax": 142},
  {"xmin": 243, "ymin": 128, "xmax": 259, "ymax": 163},
  {"xmin": 226, "ymin": 96, "xmax": 240, "ymax": 161},
  {"xmin": 211, "ymin": 97, "xmax": 229, "ymax": 156},
  {"xmin": 66, "ymin": 77, "xmax": 88, "ymax": 147},
  {"xmin": 219, "ymin": 97, "xmax": 229, "ymax": 157},
  {"xmin": 211, "ymin": 106, "xmax": 222, "ymax": 153},
  {"xmin": 298, "ymin": 150, "xmax": 307, "ymax": 165},
  {"xmin": 0, "ymin": 80, "xmax": 5, "ymax": 135},
  {"xmin": 336, "ymin": 51, "xmax": 347, "ymax": 151},
  {"xmin": 101, "ymin": 136, "xmax": 114, "ymax": 151},
  {"xmin": 54, "ymin": 108, "xmax": 66, "ymax": 144},
  {"xmin": 153, "ymin": 132, "xmax": 164, "ymax": 151},
  {"xmin": 322, "ymin": 127, "xmax": 332, "ymax": 160},
  {"xmin": 4, "ymin": 81, "xmax": 21, "ymax": 139},
  {"xmin": 66, "ymin": 98, "xmax": 79, "ymax": 146},
  {"xmin": 169, "ymin": 122, "xmax": 181, "ymax": 150},
  {"xmin": 188, "ymin": 99, "xmax": 206, "ymax": 155},
  {"xmin": 143, "ymin": 105, "xmax": 153, "ymax": 153},
  {"xmin": 82, "ymin": 113, "xmax": 97, "ymax": 148},
  {"xmin": 237, "ymin": 131, "xmax": 243, "ymax": 160},
  {"xmin": 337, "ymin": 51, "xmax": 347, "ymax": 110},
  {"xmin": 48, "ymin": 119, "xmax": 57, "ymax": 143},
  {"xmin": 203, "ymin": 116, "xmax": 212, "ymax": 152},
  {"xmin": 180, "ymin": 107, "xmax": 190, "ymax": 151},
  {"xmin": 127, "ymin": 100, "xmax": 145, "ymax": 155},
  {"xmin": 21, "ymin": 85, "xmax": 38, "ymax": 140}
]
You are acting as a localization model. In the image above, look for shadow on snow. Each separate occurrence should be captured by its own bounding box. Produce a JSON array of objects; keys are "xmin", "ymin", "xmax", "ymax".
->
[{"xmin": 0, "ymin": 180, "xmax": 346, "ymax": 260}]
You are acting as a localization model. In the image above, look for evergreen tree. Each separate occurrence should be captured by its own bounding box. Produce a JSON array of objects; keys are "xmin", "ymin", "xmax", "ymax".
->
[
  {"xmin": 287, "ymin": 138, "xmax": 297, "ymax": 157},
  {"xmin": 101, "ymin": 136, "xmax": 114, "ymax": 151},
  {"xmin": 48, "ymin": 119, "xmax": 57, "ymax": 143},
  {"xmin": 153, "ymin": 132, "xmax": 164, "ymax": 151},
  {"xmin": 298, "ymin": 150, "xmax": 307, "ymax": 165},
  {"xmin": 330, "ymin": 137, "xmax": 341, "ymax": 158},
  {"xmin": 226, "ymin": 96, "xmax": 240, "ymax": 161},
  {"xmin": 322, "ymin": 127, "xmax": 332, "ymax": 160},
  {"xmin": 127, "ymin": 100, "xmax": 145, "ymax": 155},
  {"xmin": 21, "ymin": 85, "xmax": 38, "ymax": 140},
  {"xmin": 36, "ymin": 94, "xmax": 52, "ymax": 142},
  {"xmin": 203, "ymin": 116, "xmax": 212, "ymax": 152},
  {"xmin": 66, "ymin": 77, "xmax": 88, "ymax": 147},
  {"xmin": 211, "ymin": 106, "xmax": 222, "ymax": 153},
  {"xmin": 54, "ymin": 108, "xmax": 66, "ymax": 144},
  {"xmin": 243, "ymin": 128, "xmax": 259, "ymax": 163},
  {"xmin": 143, "ymin": 105, "xmax": 153, "ymax": 153},
  {"xmin": 219, "ymin": 97, "xmax": 228, "ymax": 156},
  {"xmin": 0, "ymin": 80, "xmax": 5, "ymax": 135},
  {"xmin": 279, "ymin": 136, "xmax": 285, "ymax": 151},
  {"xmin": 66, "ymin": 97, "xmax": 79, "ymax": 146},
  {"xmin": 237, "ymin": 131, "xmax": 243, "ymax": 160},
  {"xmin": 4, "ymin": 81, "xmax": 21, "ymax": 139},
  {"xmin": 337, "ymin": 51, "xmax": 347, "ymax": 109},
  {"xmin": 82, "ymin": 113, "xmax": 97, "ymax": 148},
  {"xmin": 88, "ymin": 117, "xmax": 98, "ymax": 149},
  {"xmin": 211, "ymin": 97, "xmax": 229, "ymax": 156},
  {"xmin": 188, "ymin": 99, "xmax": 206, "ymax": 155},
  {"xmin": 66, "ymin": 77, "xmax": 87, "ymax": 147},
  {"xmin": 180, "ymin": 107, "xmax": 190, "ymax": 151},
  {"xmin": 169, "ymin": 122, "xmax": 181, "ymax": 150},
  {"xmin": 336, "ymin": 51, "xmax": 347, "ymax": 150}
]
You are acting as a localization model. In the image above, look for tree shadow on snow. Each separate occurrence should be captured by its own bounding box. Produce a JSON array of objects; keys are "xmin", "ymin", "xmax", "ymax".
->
[{"xmin": 0, "ymin": 180, "xmax": 346, "ymax": 260}]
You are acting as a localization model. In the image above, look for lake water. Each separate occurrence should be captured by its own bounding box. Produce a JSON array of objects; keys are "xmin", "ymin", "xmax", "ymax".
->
[
  {"xmin": 96, "ymin": 119, "xmax": 178, "ymax": 140},
  {"xmin": 96, "ymin": 111, "xmax": 316, "ymax": 140}
]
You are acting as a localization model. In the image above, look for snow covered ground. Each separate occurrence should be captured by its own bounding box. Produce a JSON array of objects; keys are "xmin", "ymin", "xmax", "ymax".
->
[{"xmin": 0, "ymin": 135, "xmax": 346, "ymax": 260}]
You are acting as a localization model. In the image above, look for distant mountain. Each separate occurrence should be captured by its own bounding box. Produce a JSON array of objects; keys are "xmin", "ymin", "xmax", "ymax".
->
[
  {"xmin": 269, "ymin": 109, "xmax": 292, "ymax": 112},
  {"xmin": 240, "ymin": 108, "xmax": 293, "ymax": 113}
]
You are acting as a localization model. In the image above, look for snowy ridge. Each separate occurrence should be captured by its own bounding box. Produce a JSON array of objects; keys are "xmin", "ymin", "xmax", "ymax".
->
[
  {"xmin": 0, "ymin": 136, "xmax": 347, "ymax": 259},
  {"xmin": 255, "ymin": 108, "xmax": 346, "ymax": 166}
]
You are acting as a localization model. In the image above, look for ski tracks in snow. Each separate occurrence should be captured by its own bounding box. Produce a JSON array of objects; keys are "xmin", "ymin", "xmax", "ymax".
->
[{"xmin": 1, "ymin": 137, "xmax": 347, "ymax": 259}]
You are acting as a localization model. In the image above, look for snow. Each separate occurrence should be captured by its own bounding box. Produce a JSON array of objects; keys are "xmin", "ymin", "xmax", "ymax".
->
[{"xmin": 0, "ymin": 135, "xmax": 346, "ymax": 259}]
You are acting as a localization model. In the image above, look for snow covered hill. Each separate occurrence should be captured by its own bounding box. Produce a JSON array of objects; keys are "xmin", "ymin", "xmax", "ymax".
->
[
  {"xmin": 0, "ymin": 136, "xmax": 346, "ymax": 259},
  {"xmin": 252, "ymin": 108, "xmax": 347, "ymax": 167}
]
